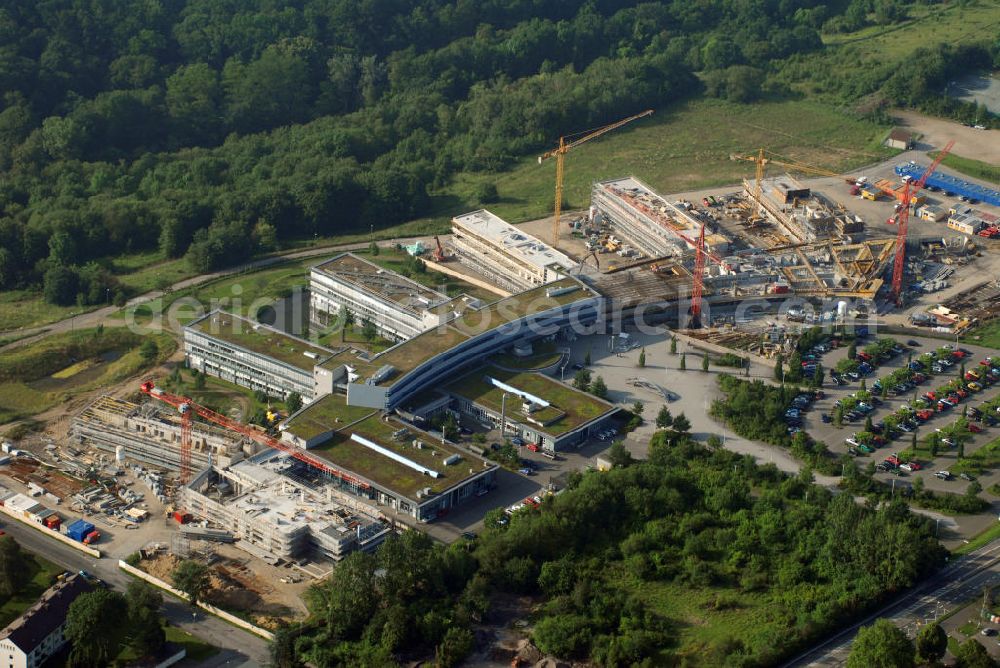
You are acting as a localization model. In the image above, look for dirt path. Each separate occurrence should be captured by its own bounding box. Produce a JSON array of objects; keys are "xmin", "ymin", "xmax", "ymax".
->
[{"xmin": 892, "ymin": 109, "xmax": 1000, "ymax": 164}]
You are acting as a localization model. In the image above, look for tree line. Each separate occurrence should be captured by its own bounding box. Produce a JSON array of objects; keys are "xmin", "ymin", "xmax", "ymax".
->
[
  {"xmin": 273, "ymin": 430, "xmax": 947, "ymax": 667},
  {"xmin": 0, "ymin": 0, "xmax": 838, "ymax": 303}
]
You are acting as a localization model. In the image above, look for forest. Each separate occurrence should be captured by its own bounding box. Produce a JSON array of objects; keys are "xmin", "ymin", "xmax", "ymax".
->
[
  {"xmin": 0, "ymin": 0, "xmax": 995, "ymax": 307},
  {"xmin": 273, "ymin": 431, "xmax": 947, "ymax": 667}
]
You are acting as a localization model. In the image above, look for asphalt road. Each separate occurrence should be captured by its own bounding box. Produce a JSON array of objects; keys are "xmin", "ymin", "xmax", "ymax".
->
[
  {"xmin": 785, "ymin": 540, "xmax": 1000, "ymax": 667},
  {"xmin": 0, "ymin": 518, "xmax": 269, "ymax": 667}
]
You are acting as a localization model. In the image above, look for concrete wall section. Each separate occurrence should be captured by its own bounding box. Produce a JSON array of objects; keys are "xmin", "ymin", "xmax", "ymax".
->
[{"xmin": 118, "ymin": 561, "xmax": 275, "ymax": 641}]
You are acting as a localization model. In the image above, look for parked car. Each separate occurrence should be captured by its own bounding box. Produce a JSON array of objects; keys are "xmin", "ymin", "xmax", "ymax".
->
[
  {"xmin": 960, "ymin": 472, "xmax": 976, "ymax": 482},
  {"xmin": 907, "ymin": 340, "xmax": 921, "ymax": 347}
]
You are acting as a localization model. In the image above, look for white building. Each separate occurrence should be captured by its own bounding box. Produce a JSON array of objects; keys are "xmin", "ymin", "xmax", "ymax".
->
[
  {"xmin": 184, "ymin": 311, "xmax": 338, "ymax": 401},
  {"xmin": 309, "ymin": 253, "xmax": 478, "ymax": 342},
  {"xmin": 592, "ymin": 177, "xmax": 731, "ymax": 257},
  {"xmin": 180, "ymin": 458, "xmax": 391, "ymax": 562},
  {"xmin": 450, "ymin": 210, "xmax": 576, "ymax": 292},
  {"xmin": 0, "ymin": 575, "xmax": 92, "ymax": 668}
]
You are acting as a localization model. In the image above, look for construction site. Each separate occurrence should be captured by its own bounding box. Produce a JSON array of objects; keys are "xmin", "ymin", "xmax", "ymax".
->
[{"xmin": 0, "ymin": 109, "xmax": 997, "ymax": 617}]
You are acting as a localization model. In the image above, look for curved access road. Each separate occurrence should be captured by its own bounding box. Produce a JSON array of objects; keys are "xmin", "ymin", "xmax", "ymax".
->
[{"xmin": 0, "ymin": 235, "xmax": 434, "ymax": 351}]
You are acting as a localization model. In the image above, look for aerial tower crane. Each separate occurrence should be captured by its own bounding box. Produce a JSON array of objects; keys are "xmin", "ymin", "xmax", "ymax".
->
[
  {"xmin": 889, "ymin": 141, "xmax": 954, "ymax": 305},
  {"xmin": 731, "ymin": 149, "xmax": 860, "ymax": 221},
  {"xmin": 139, "ymin": 381, "xmax": 370, "ymax": 490},
  {"xmin": 603, "ymin": 185, "xmax": 728, "ymax": 327},
  {"xmin": 539, "ymin": 110, "xmax": 654, "ymax": 248}
]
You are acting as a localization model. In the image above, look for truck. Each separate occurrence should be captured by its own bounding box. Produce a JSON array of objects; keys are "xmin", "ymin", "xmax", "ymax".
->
[
  {"xmin": 66, "ymin": 519, "xmax": 100, "ymax": 544},
  {"xmin": 172, "ymin": 511, "xmax": 192, "ymax": 524}
]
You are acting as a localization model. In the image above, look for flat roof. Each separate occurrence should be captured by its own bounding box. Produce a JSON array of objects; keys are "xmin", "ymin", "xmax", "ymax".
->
[
  {"xmin": 281, "ymin": 393, "xmax": 377, "ymax": 441},
  {"xmin": 310, "ymin": 414, "xmax": 494, "ymax": 498},
  {"xmin": 312, "ymin": 253, "xmax": 452, "ymax": 314},
  {"xmin": 445, "ymin": 366, "xmax": 616, "ymax": 436},
  {"xmin": 187, "ymin": 311, "xmax": 336, "ymax": 372},
  {"xmin": 596, "ymin": 176, "xmax": 704, "ymax": 237},
  {"xmin": 452, "ymin": 209, "xmax": 576, "ymax": 271},
  {"xmin": 345, "ymin": 277, "xmax": 598, "ymax": 385}
]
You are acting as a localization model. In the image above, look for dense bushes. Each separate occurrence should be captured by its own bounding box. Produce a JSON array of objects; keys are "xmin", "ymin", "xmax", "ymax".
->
[
  {"xmin": 284, "ymin": 433, "xmax": 947, "ymax": 666},
  {"xmin": 0, "ymin": 0, "xmax": 834, "ymax": 299}
]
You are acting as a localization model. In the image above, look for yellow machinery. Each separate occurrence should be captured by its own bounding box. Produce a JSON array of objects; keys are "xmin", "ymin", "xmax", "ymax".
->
[{"xmin": 539, "ymin": 110, "xmax": 654, "ymax": 248}]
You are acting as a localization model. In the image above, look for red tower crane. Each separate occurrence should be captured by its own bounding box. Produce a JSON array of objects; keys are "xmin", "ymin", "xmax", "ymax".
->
[
  {"xmin": 603, "ymin": 185, "xmax": 727, "ymax": 326},
  {"xmin": 691, "ymin": 223, "xmax": 707, "ymax": 326},
  {"xmin": 890, "ymin": 141, "xmax": 954, "ymax": 305},
  {"xmin": 139, "ymin": 381, "xmax": 370, "ymax": 490}
]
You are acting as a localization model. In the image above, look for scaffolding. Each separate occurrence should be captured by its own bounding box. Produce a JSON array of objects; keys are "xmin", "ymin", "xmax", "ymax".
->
[
  {"xmin": 71, "ymin": 396, "xmax": 257, "ymax": 472},
  {"xmin": 179, "ymin": 459, "xmax": 391, "ymax": 562}
]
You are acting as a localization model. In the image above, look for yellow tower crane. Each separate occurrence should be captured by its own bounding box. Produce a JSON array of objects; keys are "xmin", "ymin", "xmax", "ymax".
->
[
  {"xmin": 539, "ymin": 109, "xmax": 654, "ymax": 248},
  {"xmin": 730, "ymin": 149, "xmax": 859, "ymax": 220}
]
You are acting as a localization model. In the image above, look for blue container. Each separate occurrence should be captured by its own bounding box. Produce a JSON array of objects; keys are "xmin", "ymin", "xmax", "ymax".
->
[
  {"xmin": 895, "ymin": 163, "xmax": 1000, "ymax": 207},
  {"xmin": 66, "ymin": 519, "xmax": 95, "ymax": 542}
]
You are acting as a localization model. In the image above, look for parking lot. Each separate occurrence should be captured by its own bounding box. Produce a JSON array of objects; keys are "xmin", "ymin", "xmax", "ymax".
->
[{"xmin": 799, "ymin": 335, "xmax": 999, "ymax": 480}]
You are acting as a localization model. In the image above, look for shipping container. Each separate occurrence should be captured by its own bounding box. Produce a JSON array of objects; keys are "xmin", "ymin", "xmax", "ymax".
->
[{"xmin": 66, "ymin": 519, "xmax": 96, "ymax": 542}]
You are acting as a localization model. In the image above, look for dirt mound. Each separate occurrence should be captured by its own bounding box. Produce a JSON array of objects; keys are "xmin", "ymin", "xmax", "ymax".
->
[
  {"xmin": 141, "ymin": 553, "xmax": 180, "ymax": 582},
  {"xmin": 204, "ymin": 569, "xmax": 259, "ymax": 610}
]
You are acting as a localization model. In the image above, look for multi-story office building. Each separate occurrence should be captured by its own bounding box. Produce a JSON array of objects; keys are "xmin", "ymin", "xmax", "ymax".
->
[
  {"xmin": 451, "ymin": 210, "xmax": 576, "ymax": 292},
  {"xmin": 309, "ymin": 253, "xmax": 479, "ymax": 342},
  {"xmin": 184, "ymin": 311, "xmax": 337, "ymax": 401}
]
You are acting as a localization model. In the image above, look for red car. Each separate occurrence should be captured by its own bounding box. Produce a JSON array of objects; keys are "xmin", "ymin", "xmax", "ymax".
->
[
  {"xmin": 526, "ymin": 443, "xmax": 540, "ymax": 452},
  {"xmin": 924, "ymin": 392, "xmax": 937, "ymax": 401},
  {"xmin": 885, "ymin": 455, "xmax": 901, "ymax": 466},
  {"xmin": 969, "ymin": 423, "xmax": 983, "ymax": 434},
  {"xmin": 915, "ymin": 409, "xmax": 933, "ymax": 421}
]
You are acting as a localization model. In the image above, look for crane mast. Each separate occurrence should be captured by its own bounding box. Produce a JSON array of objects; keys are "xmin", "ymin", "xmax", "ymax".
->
[
  {"xmin": 539, "ymin": 110, "xmax": 653, "ymax": 248},
  {"xmin": 139, "ymin": 381, "xmax": 370, "ymax": 490},
  {"xmin": 890, "ymin": 140, "xmax": 954, "ymax": 305}
]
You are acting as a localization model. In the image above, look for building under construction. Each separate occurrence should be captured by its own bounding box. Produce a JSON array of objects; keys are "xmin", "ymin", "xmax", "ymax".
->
[
  {"xmin": 71, "ymin": 395, "xmax": 260, "ymax": 472},
  {"xmin": 592, "ymin": 177, "xmax": 731, "ymax": 258},
  {"xmin": 743, "ymin": 175, "xmax": 864, "ymax": 244},
  {"xmin": 180, "ymin": 457, "xmax": 391, "ymax": 563},
  {"xmin": 451, "ymin": 210, "xmax": 577, "ymax": 292}
]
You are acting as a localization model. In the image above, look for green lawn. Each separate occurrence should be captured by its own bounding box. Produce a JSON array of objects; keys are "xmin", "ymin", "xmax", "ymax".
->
[
  {"xmin": 615, "ymin": 574, "xmax": 775, "ymax": 662},
  {"xmin": 165, "ymin": 624, "xmax": 220, "ymax": 663},
  {"xmin": 313, "ymin": 413, "xmax": 480, "ymax": 496},
  {"xmin": 492, "ymin": 342, "xmax": 564, "ymax": 370},
  {"xmin": 411, "ymin": 98, "xmax": 894, "ymax": 229},
  {"xmin": 953, "ymin": 521, "xmax": 1000, "ymax": 556},
  {"xmin": 822, "ymin": 0, "xmax": 1000, "ymax": 60},
  {"xmin": 933, "ymin": 153, "xmax": 1000, "ymax": 184},
  {"xmin": 159, "ymin": 368, "xmax": 286, "ymax": 419},
  {"xmin": 964, "ymin": 319, "xmax": 1000, "ymax": 351},
  {"xmin": 0, "ymin": 328, "xmax": 176, "ymax": 424},
  {"xmin": 0, "ymin": 551, "xmax": 64, "ymax": 628},
  {"xmin": 118, "ymin": 257, "xmax": 315, "ymax": 330},
  {"xmin": 354, "ymin": 247, "xmax": 502, "ymax": 304},
  {"xmin": 114, "ymin": 623, "xmax": 219, "ymax": 666}
]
